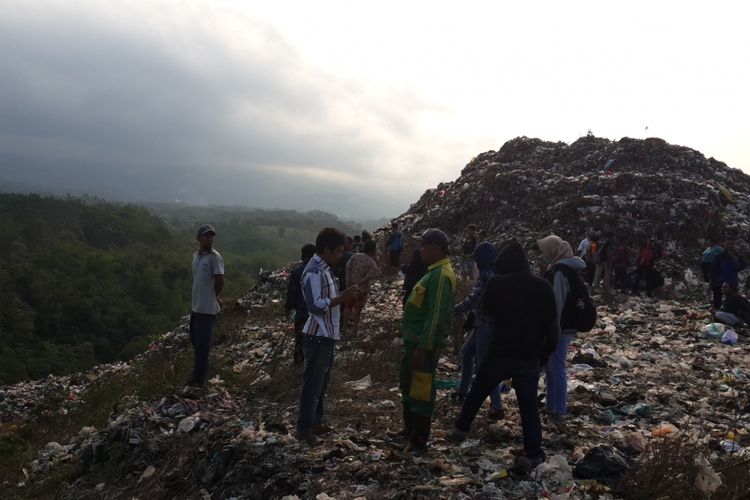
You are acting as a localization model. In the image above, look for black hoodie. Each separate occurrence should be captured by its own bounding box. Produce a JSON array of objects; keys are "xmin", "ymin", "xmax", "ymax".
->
[{"xmin": 482, "ymin": 241, "xmax": 560, "ymax": 362}]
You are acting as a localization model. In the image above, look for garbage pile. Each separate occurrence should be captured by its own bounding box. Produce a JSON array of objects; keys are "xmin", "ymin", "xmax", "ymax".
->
[
  {"xmin": 2, "ymin": 274, "xmax": 750, "ymax": 499},
  {"xmin": 389, "ymin": 135, "xmax": 750, "ymax": 276}
]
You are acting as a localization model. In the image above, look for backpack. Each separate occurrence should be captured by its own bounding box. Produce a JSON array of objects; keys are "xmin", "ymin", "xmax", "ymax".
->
[{"xmin": 546, "ymin": 264, "xmax": 597, "ymax": 333}]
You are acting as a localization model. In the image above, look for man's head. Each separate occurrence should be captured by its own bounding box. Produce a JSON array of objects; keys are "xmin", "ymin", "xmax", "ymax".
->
[
  {"xmin": 353, "ymin": 235, "xmax": 362, "ymax": 244},
  {"xmin": 364, "ymin": 240, "xmax": 377, "ymax": 257},
  {"xmin": 196, "ymin": 224, "xmax": 216, "ymax": 251},
  {"xmin": 316, "ymin": 228, "xmax": 346, "ymax": 266},
  {"xmin": 391, "ymin": 221, "xmax": 399, "ymax": 230},
  {"xmin": 722, "ymin": 282, "xmax": 737, "ymax": 295},
  {"xmin": 724, "ymin": 238, "xmax": 735, "ymax": 251},
  {"xmin": 301, "ymin": 243, "xmax": 316, "ymax": 261},
  {"xmin": 708, "ymin": 238, "xmax": 717, "ymax": 246},
  {"xmin": 466, "ymin": 224, "xmax": 476, "ymax": 234},
  {"xmin": 344, "ymin": 236, "xmax": 354, "ymax": 252},
  {"xmin": 414, "ymin": 228, "xmax": 449, "ymax": 265}
]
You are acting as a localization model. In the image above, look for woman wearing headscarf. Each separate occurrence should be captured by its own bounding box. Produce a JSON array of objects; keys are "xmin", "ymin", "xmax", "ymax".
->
[{"xmin": 536, "ymin": 235, "xmax": 587, "ymax": 423}]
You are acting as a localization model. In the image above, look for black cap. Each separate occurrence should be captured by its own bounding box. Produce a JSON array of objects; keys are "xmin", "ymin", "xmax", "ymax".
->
[
  {"xmin": 197, "ymin": 224, "xmax": 216, "ymax": 238},
  {"xmin": 412, "ymin": 228, "xmax": 450, "ymax": 252}
]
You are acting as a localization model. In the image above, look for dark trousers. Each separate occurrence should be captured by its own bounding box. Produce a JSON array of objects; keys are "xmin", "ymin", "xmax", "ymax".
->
[
  {"xmin": 614, "ymin": 266, "xmax": 628, "ymax": 289},
  {"xmin": 189, "ymin": 312, "xmax": 217, "ymax": 385},
  {"xmin": 701, "ymin": 262, "xmax": 712, "ymax": 283},
  {"xmin": 455, "ymin": 354, "xmax": 543, "ymax": 459},
  {"xmin": 296, "ymin": 336, "xmax": 335, "ymax": 435},
  {"xmin": 293, "ymin": 314, "xmax": 308, "ymax": 365},
  {"xmin": 712, "ymin": 286, "xmax": 723, "ymax": 309},
  {"xmin": 631, "ymin": 266, "xmax": 652, "ymax": 296}
]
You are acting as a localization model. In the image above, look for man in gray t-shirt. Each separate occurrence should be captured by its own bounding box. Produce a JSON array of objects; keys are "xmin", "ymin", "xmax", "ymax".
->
[{"xmin": 188, "ymin": 224, "xmax": 225, "ymax": 387}]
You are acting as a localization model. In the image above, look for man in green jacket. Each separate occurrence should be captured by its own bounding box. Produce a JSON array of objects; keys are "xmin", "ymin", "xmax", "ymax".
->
[{"xmin": 393, "ymin": 228, "xmax": 456, "ymax": 454}]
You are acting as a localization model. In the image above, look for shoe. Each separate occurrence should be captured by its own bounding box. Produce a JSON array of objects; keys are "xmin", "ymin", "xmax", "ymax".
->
[
  {"xmin": 487, "ymin": 408, "xmax": 505, "ymax": 421},
  {"xmin": 512, "ymin": 455, "xmax": 544, "ymax": 475},
  {"xmin": 295, "ymin": 432, "xmax": 321, "ymax": 446},
  {"xmin": 310, "ymin": 423, "xmax": 333, "ymax": 436},
  {"xmin": 386, "ymin": 428, "xmax": 409, "ymax": 442},
  {"xmin": 446, "ymin": 427, "xmax": 468, "ymax": 444},
  {"xmin": 546, "ymin": 411, "xmax": 567, "ymax": 430}
]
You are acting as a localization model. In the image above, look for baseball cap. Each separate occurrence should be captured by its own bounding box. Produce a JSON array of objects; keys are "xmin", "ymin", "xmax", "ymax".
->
[
  {"xmin": 197, "ymin": 224, "xmax": 216, "ymax": 238},
  {"xmin": 412, "ymin": 228, "xmax": 450, "ymax": 251}
]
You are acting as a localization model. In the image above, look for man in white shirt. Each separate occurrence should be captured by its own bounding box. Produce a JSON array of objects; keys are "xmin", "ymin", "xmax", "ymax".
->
[{"xmin": 189, "ymin": 224, "xmax": 224, "ymax": 387}]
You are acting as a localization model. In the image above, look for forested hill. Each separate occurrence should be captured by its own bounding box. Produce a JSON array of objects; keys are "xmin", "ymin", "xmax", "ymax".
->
[{"xmin": 0, "ymin": 194, "xmax": 360, "ymax": 385}]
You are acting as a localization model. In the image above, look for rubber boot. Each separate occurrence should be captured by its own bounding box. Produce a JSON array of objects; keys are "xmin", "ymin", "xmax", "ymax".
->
[
  {"xmin": 409, "ymin": 414, "xmax": 432, "ymax": 456},
  {"xmin": 386, "ymin": 404, "xmax": 412, "ymax": 442}
]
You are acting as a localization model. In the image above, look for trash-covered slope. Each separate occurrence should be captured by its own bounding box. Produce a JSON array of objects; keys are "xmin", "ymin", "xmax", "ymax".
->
[
  {"xmin": 1, "ymin": 269, "xmax": 749, "ymax": 499},
  {"xmin": 395, "ymin": 135, "xmax": 750, "ymax": 272}
]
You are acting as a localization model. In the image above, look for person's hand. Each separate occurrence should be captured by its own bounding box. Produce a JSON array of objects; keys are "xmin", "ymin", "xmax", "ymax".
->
[
  {"xmin": 411, "ymin": 348, "xmax": 428, "ymax": 371},
  {"xmin": 217, "ymin": 296, "xmax": 225, "ymax": 308},
  {"xmin": 341, "ymin": 285, "xmax": 360, "ymax": 300}
]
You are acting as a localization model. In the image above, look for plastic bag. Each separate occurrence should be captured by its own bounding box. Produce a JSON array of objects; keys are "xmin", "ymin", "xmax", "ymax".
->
[{"xmin": 721, "ymin": 330, "xmax": 739, "ymax": 345}]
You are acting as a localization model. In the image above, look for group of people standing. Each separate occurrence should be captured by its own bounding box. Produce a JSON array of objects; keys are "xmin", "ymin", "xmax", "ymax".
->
[
  {"xmin": 277, "ymin": 224, "xmax": 600, "ymax": 472},
  {"xmin": 184, "ymin": 219, "xmax": 750, "ymax": 474},
  {"xmin": 577, "ymin": 235, "xmax": 663, "ymax": 298}
]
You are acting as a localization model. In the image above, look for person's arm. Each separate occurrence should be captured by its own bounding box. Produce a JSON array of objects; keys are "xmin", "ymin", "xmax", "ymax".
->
[
  {"xmin": 302, "ymin": 270, "xmax": 356, "ymax": 314},
  {"xmin": 285, "ymin": 271, "xmax": 297, "ymax": 312},
  {"xmin": 454, "ymin": 277, "xmax": 484, "ymax": 315},
  {"xmin": 211, "ymin": 254, "xmax": 225, "ymax": 302},
  {"xmin": 552, "ymin": 270, "xmax": 570, "ymax": 320},
  {"xmin": 418, "ymin": 272, "xmax": 454, "ymax": 351}
]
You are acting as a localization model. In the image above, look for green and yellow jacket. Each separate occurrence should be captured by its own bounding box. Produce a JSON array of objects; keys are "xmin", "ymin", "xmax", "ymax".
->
[{"xmin": 402, "ymin": 258, "xmax": 456, "ymax": 350}]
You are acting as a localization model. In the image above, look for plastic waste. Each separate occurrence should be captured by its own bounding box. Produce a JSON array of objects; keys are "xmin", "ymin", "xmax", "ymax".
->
[
  {"xmin": 721, "ymin": 330, "xmax": 738, "ymax": 345},
  {"xmin": 700, "ymin": 323, "xmax": 726, "ymax": 339}
]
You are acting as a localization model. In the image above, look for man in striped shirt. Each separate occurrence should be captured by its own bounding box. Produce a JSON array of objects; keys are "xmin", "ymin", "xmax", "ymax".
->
[{"xmin": 296, "ymin": 228, "xmax": 359, "ymax": 445}]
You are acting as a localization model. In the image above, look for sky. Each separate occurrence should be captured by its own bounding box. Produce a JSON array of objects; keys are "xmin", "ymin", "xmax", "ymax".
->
[{"xmin": 0, "ymin": 0, "xmax": 748, "ymax": 218}]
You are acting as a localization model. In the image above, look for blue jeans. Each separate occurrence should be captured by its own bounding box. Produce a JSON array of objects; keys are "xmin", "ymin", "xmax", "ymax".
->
[
  {"xmin": 545, "ymin": 332, "xmax": 574, "ymax": 415},
  {"xmin": 455, "ymin": 354, "xmax": 543, "ymax": 459},
  {"xmin": 189, "ymin": 312, "xmax": 217, "ymax": 385},
  {"xmin": 296, "ymin": 335, "xmax": 335, "ymax": 435},
  {"xmin": 458, "ymin": 327, "xmax": 501, "ymax": 410}
]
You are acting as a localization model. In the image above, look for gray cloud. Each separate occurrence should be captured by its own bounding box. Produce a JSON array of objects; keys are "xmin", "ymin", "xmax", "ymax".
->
[{"xmin": 0, "ymin": 1, "xmax": 438, "ymax": 218}]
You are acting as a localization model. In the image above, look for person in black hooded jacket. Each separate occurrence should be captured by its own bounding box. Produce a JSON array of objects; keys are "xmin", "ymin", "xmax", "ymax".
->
[{"xmin": 448, "ymin": 241, "xmax": 559, "ymax": 471}]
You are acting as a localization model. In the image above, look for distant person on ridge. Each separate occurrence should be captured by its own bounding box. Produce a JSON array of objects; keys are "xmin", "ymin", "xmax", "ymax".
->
[
  {"xmin": 353, "ymin": 235, "xmax": 364, "ymax": 253},
  {"xmin": 401, "ymin": 247, "xmax": 428, "ymax": 308},
  {"xmin": 612, "ymin": 239, "xmax": 631, "ymax": 290},
  {"xmin": 631, "ymin": 239, "xmax": 660, "ymax": 297},
  {"xmin": 286, "ymin": 243, "xmax": 316, "ymax": 365},
  {"xmin": 461, "ymin": 224, "xmax": 478, "ymax": 280},
  {"xmin": 344, "ymin": 240, "xmax": 380, "ymax": 334},
  {"xmin": 701, "ymin": 238, "xmax": 722, "ymax": 283},
  {"xmin": 332, "ymin": 237, "xmax": 355, "ymax": 329},
  {"xmin": 389, "ymin": 228, "xmax": 455, "ymax": 455},
  {"xmin": 386, "ymin": 222, "xmax": 404, "ymax": 271},
  {"xmin": 715, "ymin": 282, "xmax": 750, "ymax": 327},
  {"xmin": 593, "ymin": 235, "xmax": 615, "ymax": 297},
  {"xmin": 188, "ymin": 224, "xmax": 225, "ymax": 388},
  {"xmin": 453, "ymin": 241, "xmax": 503, "ymax": 419},
  {"xmin": 296, "ymin": 228, "xmax": 359, "ymax": 446},
  {"xmin": 710, "ymin": 237, "xmax": 745, "ymax": 309}
]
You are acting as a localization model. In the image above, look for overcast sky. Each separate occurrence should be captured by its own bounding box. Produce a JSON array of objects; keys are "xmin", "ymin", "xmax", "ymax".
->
[{"xmin": 1, "ymin": 1, "xmax": 748, "ymax": 218}]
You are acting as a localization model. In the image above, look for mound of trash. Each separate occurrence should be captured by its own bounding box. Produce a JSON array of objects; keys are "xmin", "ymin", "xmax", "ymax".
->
[{"xmin": 393, "ymin": 135, "xmax": 750, "ymax": 274}]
